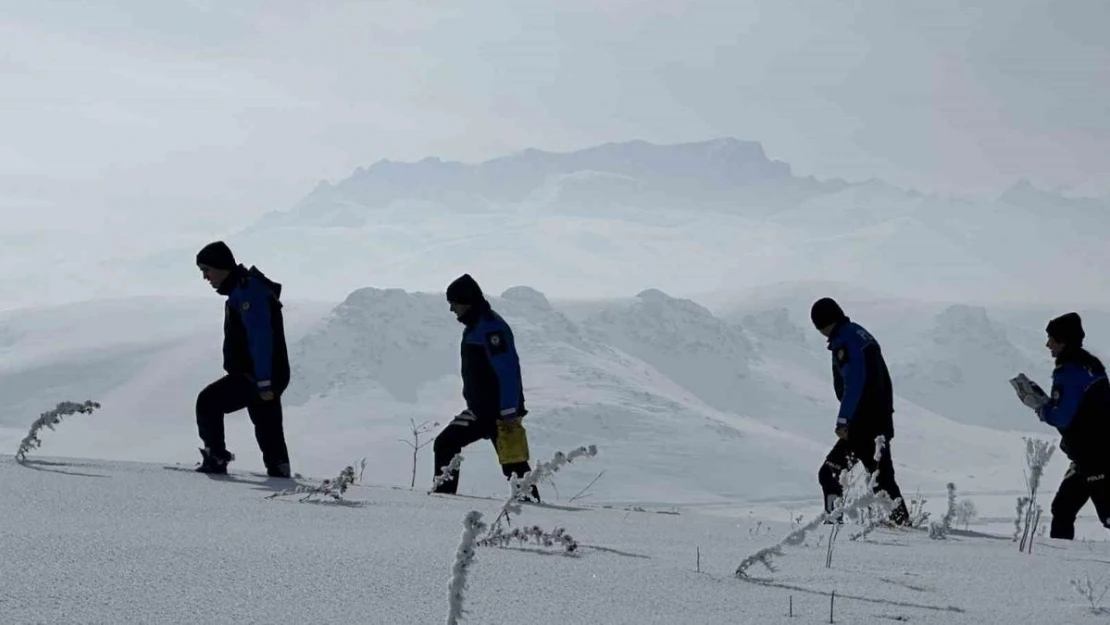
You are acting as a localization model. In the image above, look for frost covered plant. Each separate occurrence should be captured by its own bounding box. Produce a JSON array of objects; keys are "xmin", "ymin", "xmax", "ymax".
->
[
  {"xmin": 907, "ymin": 492, "xmax": 931, "ymax": 528},
  {"xmin": 429, "ymin": 454, "xmax": 464, "ymax": 493},
  {"xmin": 929, "ymin": 482, "xmax": 958, "ymax": 539},
  {"xmin": 1013, "ymin": 496, "xmax": 1029, "ymax": 542},
  {"xmin": 1017, "ymin": 437, "xmax": 1054, "ymax": 552},
  {"xmin": 477, "ymin": 524, "xmax": 578, "ymax": 553},
  {"xmin": 447, "ymin": 511, "xmax": 487, "ymax": 625},
  {"xmin": 266, "ymin": 466, "xmax": 357, "ymax": 502},
  {"xmin": 1070, "ymin": 574, "xmax": 1110, "ymax": 614},
  {"xmin": 735, "ymin": 490, "xmax": 893, "ymax": 578},
  {"xmin": 955, "ymin": 499, "xmax": 978, "ymax": 530},
  {"xmin": 483, "ymin": 445, "xmax": 598, "ymax": 540},
  {"xmin": 15, "ymin": 400, "xmax": 101, "ymax": 463}
]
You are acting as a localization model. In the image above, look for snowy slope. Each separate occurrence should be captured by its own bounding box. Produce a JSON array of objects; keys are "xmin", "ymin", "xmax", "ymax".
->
[
  {"xmin": 890, "ymin": 305, "xmax": 1051, "ymax": 430},
  {"xmin": 2, "ymin": 455, "xmax": 1108, "ymax": 624},
  {"xmin": 0, "ymin": 296, "xmax": 334, "ymax": 461}
]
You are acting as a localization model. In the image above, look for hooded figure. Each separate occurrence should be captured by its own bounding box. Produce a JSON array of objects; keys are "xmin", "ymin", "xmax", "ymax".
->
[
  {"xmin": 194, "ymin": 241, "xmax": 292, "ymax": 477},
  {"xmin": 1033, "ymin": 312, "xmax": 1110, "ymax": 539},
  {"xmin": 431, "ymin": 273, "xmax": 539, "ymax": 501},
  {"xmin": 811, "ymin": 297, "xmax": 910, "ymax": 526}
]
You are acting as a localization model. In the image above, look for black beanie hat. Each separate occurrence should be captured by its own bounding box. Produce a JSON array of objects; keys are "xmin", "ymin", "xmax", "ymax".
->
[
  {"xmin": 1046, "ymin": 312, "xmax": 1084, "ymax": 346},
  {"xmin": 196, "ymin": 241, "xmax": 236, "ymax": 270},
  {"xmin": 446, "ymin": 273, "xmax": 485, "ymax": 305},
  {"xmin": 810, "ymin": 297, "xmax": 847, "ymax": 330}
]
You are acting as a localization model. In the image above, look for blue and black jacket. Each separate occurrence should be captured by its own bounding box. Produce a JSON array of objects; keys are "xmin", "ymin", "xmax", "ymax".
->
[
  {"xmin": 218, "ymin": 264, "xmax": 290, "ymax": 395},
  {"xmin": 458, "ymin": 300, "xmax": 527, "ymax": 424},
  {"xmin": 1036, "ymin": 347, "xmax": 1110, "ymax": 471},
  {"xmin": 828, "ymin": 319, "xmax": 895, "ymax": 439}
]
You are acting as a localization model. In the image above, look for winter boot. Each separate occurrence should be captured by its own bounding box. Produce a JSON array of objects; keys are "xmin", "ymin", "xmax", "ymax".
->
[
  {"xmin": 522, "ymin": 484, "xmax": 541, "ymax": 504},
  {"xmin": 889, "ymin": 500, "xmax": 912, "ymax": 526},
  {"xmin": 266, "ymin": 462, "xmax": 292, "ymax": 478},
  {"xmin": 196, "ymin": 447, "xmax": 233, "ymax": 474}
]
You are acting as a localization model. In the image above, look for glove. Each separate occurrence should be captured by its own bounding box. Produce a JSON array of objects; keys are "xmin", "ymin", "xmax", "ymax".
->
[{"xmin": 1010, "ymin": 373, "xmax": 1048, "ymax": 410}]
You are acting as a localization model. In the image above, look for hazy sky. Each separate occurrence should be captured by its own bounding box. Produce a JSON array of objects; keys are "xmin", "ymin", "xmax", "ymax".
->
[{"xmin": 2, "ymin": 0, "xmax": 1108, "ymax": 232}]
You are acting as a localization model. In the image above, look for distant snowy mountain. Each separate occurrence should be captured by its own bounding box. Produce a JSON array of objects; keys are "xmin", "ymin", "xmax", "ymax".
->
[
  {"xmin": 580, "ymin": 288, "xmax": 756, "ymax": 414},
  {"xmin": 253, "ymin": 138, "xmax": 840, "ymax": 229},
  {"xmin": 891, "ymin": 305, "xmax": 1052, "ymax": 430}
]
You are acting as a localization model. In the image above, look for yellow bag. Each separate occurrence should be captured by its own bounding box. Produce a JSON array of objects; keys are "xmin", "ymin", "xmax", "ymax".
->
[{"xmin": 494, "ymin": 419, "xmax": 530, "ymax": 465}]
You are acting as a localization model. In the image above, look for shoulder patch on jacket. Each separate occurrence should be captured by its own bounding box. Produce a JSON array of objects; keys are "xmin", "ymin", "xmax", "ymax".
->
[
  {"xmin": 485, "ymin": 330, "xmax": 508, "ymax": 355},
  {"xmin": 241, "ymin": 300, "xmax": 250, "ymax": 312},
  {"xmin": 836, "ymin": 347, "xmax": 848, "ymax": 364}
]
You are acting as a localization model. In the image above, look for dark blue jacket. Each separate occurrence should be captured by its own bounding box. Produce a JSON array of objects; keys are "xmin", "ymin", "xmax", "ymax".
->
[
  {"xmin": 219, "ymin": 265, "xmax": 290, "ymax": 395},
  {"xmin": 1036, "ymin": 348, "xmax": 1110, "ymax": 471},
  {"xmin": 459, "ymin": 302, "xmax": 526, "ymax": 422},
  {"xmin": 828, "ymin": 320, "xmax": 894, "ymax": 438}
]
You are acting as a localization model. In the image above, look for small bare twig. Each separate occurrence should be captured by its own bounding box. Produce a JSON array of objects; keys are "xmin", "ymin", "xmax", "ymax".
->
[
  {"xmin": 400, "ymin": 418, "xmax": 439, "ymax": 488},
  {"xmin": 569, "ymin": 470, "xmax": 606, "ymax": 502}
]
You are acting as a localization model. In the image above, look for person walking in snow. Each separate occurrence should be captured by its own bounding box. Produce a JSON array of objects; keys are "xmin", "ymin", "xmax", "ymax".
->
[
  {"xmin": 193, "ymin": 241, "xmax": 293, "ymax": 478},
  {"xmin": 431, "ymin": 273, "xmax": 540, "ymax": 502},
  {"xmin": 810, "ymin": 297, "xmax": 911, "ymax": 525},
  {"xmin": 1014, "ymin": 312, "xmax": 1110, "ymax": 539}
]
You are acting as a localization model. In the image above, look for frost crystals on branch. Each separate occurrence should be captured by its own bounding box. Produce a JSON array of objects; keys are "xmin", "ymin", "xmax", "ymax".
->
[
  {"xmin": 429, "ymin": 454, "xmax": 464, "ymax": 493},
  {"xmin": 15, "ymin": 400, "xmax": 101, "ymax": 463},
  {"xmin": 928, "ymin": 482, "xmax": 958, "ymax": 539},
  {"xmin": 1016, "ymin": 437, "xmax": 1054, "ymax": 553},
  {"xmin": 735, "ymin": 490, "xmax": 893, "ymax": 579},
  {"xmin": 476, "ymin": 524, "xmax": 578, "ymax": 553},
  {"xmin": 483, "ymin": 444, "xmax": 598, "ymax": 541},
  {"xmin": 446, "ymin": 511, "xmax": 487, "ymax": 625},
  {"xmin": 266, "ymin": 466, "xmax": 357, "ymax": 502}
]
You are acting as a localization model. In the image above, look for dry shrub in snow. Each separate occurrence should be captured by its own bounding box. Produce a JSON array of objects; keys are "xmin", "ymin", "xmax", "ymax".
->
[
  {"xmin": 1070, "ymin": 574, "xmax": 1110, "ymax": 615},
  {"xmin": 401, "ymin": 418, "xmax": 438, "ymax": 488},
  {"xmin": 15, "ymin": 400, "xmax": 101, "ymax": 463},
  {"xmin": 954, "ymin": 499, "xmax": 978, "ymax": 530},
  {"xmin": 1016, "ymin": 437, "xmax": 1054, "ymax": 553},
  {"xmin": 928, "ymin": 482, "xmax": 958, "ymax": 539}
]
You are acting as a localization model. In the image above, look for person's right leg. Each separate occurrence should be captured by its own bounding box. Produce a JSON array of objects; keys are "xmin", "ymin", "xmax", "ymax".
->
[
  {"xmin": 1081, "ymin": 470, "xmax": 1110, "ymax": 534},
  {"xmin": 854, "ymin": 437, "xmax": 910, "ymax": 525},
  {"xmin": 1049, "ymin": 463, "xmax": 1091, "ymax": 539},
  {"xmin": 195, "ymin": 375, "xmax": 252, "ymax": 472},
  {"xmin": 818, "ymin": 439, "xmax": 855, "ymax": 518},
  {"xmin": 246, "ymin": 396, "xmax": 291, "ymax": 477},
  {"xmin": 431, "ymin": 413, "xmax": 490, "ymax": 494}
]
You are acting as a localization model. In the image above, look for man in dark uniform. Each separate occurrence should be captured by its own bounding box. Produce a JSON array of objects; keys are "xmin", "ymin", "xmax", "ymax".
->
[
  {"xmin": 811, "ymin": 297, "xmax": 910, "ymax": 525},
  {"xmin": 194, "ymin": 241, "xmax": 292, "ymax": 477},
  {"xmin": 431, "ymin": 273, "xmax": 540, "ymax": 502},
  {"xmin": 1017, "ymin": 312, "xmax": 1110, "ymax": 539}
]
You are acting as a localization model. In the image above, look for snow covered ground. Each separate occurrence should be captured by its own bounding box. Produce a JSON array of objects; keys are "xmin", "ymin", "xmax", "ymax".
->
[{"xmin": 2, "ymin": 453, "xmax": 1108, "ymax": 624}]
